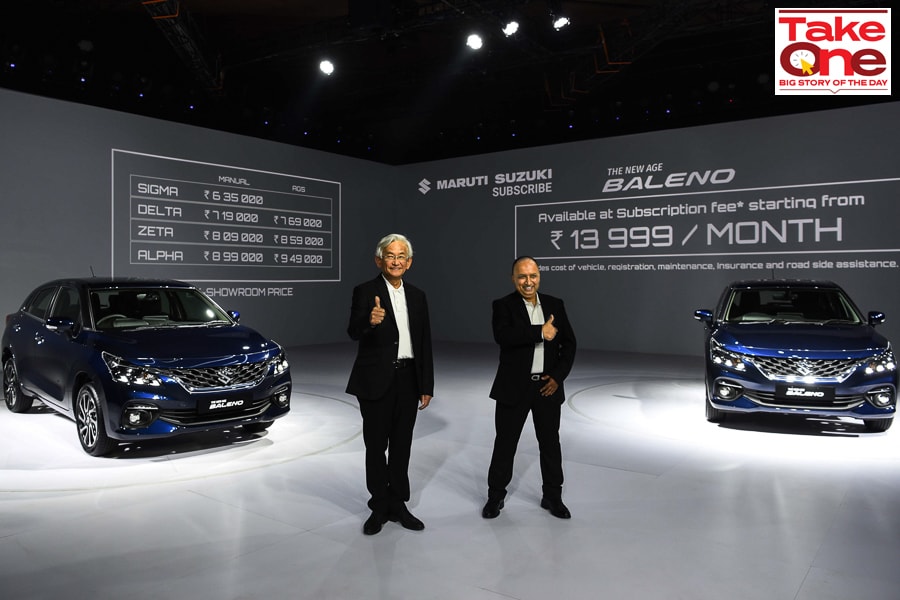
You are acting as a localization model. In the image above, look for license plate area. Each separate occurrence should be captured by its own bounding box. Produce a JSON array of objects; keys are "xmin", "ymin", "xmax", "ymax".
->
[
  {"xmin": 775, "ymin": 384, "xmax": 835, "ymax": 402},
  {"xmin": 199, "ymin": 395, "xmax": 249, "ymax": 414}
]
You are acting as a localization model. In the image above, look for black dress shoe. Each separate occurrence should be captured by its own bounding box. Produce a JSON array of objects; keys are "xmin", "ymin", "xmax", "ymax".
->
[
  {"xmin": 540, "ymin": 497, "xmax": 571, "ymax": 519},
  {"xmin": 389, "ymin": 505, "xmax": 425, "ymax": 531},
  {"xmin": 481, "ymin": 498, "xmax": 504, "ymax": 519},
  {"xmin": 363, "ymin": 512, "xmax": 388, "ymax": 535}
]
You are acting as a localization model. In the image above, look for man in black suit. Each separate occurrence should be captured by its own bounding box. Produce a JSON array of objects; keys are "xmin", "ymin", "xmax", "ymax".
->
[
  {"xmin": 482, "ymin": 256, "xmax": 577, "ymax": 520},
  {"xmin": 346, "ymin": 233, "xmax": 434, "ymax": 535}
]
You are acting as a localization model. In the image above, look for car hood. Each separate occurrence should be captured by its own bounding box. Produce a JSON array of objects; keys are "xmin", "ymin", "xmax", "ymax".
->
[
  {"xmin": 713, "ymin": 323, "xmax": 890, "ymax": 358},
  {"xmin": 93, "ymin": 324, "xmax": 279, "ymax": 367}
]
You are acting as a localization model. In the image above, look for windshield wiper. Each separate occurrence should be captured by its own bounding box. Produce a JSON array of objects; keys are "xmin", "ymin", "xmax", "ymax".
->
[{"xmin": 203, "ymin": 320, "xmax": 232, "ymax": 327}]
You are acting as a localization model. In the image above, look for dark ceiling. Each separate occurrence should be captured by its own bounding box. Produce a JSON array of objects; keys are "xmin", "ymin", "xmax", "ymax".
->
[{"xmin": 0, "ymin": 0, "xmax": 892, "ymax": 164}]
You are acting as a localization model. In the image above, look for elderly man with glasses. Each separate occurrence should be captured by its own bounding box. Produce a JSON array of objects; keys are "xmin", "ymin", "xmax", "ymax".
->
[{"xmin": 346, "ymin": 233, "xmax": 435, "ymax": 535}]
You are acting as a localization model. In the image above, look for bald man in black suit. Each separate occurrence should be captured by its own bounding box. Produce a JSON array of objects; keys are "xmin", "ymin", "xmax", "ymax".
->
[{"xmin": 482, "ymin": 256, "xmax": 577, "ymax": 520}]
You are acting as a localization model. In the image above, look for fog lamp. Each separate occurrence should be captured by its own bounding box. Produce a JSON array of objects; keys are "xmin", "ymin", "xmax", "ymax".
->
[
  {"xmin": 715, "ymin": 382, "xmax": 742, "ymax": 401},
  {"xmin": 272, "ymin": 385, "xmax": 291, "ymax": 408},
  {"xmin": 123, "ymin": 403, "xmax": 158, "ymax": 428},
  {"xmin": 866, "ymin": 388, "xmax": 895, "ymax": 408}
]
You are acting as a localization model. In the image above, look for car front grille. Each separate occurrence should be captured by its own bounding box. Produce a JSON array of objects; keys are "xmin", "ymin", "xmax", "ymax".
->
[
  {"xmin": 161, "ymin": 361, "xmax": 270, "ymax": 391},
  {"xmin": 743, "ymin": 389, "xmax": 865, "ymax": 410},
  {"xmin": 747, "ymin": 356, "xmax": 861, "ymax": 382}
]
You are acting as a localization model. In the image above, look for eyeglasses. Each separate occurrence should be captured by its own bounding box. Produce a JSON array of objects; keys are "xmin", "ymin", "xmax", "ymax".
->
[{"xmin": 382, "ymin": 254, "xmax": 409, "ymax": 263}]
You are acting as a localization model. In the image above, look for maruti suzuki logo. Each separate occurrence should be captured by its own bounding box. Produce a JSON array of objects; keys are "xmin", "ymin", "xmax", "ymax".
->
[
  {"xmin": 218, "ymin": 368, "xmax": 236, "ymax": 385},
  {"xmin": 795, "ymin": 360, "xmax": 815, "ymax": 376},
  {"xmin": 418, "ymin": 178, "xmax": 431, "ymax": 195}
]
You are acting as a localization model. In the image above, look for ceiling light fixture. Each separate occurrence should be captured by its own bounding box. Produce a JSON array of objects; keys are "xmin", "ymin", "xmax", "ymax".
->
[
  {"xmin": 501, "ymin": 21, "xmax": 519, "ymax": 37},
  {"xmin": 552, "ymin": 16, "xmax": 570, "ymax": 30},
  {"xmin": 319, "ymin": 60, "xmax": 334, "ymax": 75},
  {"xmin": 549, "ymin": 0, "xmax": 571, "ymax": 30},
  {"xmin": 466, "ymin": 33, "xmax": 483, "ymax": 50}
]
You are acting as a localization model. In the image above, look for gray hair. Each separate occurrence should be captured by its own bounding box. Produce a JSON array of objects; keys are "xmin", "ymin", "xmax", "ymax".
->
[{"xmin": 375, "ymin": 233, "xmax": 413, "ymax": 258}]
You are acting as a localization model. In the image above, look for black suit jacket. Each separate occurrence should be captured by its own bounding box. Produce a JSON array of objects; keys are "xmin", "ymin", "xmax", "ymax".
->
[
  {"xmin": 346, "ymin": 275, "xmax": 434, "ymax": 401},
  {"xmin": 489, "ymin": 291, "xmax": 576, "ymax": 406}
]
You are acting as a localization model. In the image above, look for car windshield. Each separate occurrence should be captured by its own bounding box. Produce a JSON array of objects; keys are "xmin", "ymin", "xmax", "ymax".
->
[
  {"xmin": 723, "ymin": 287, "xmax": 864, "ymax": 324},
  {"xmin": 90, "ymin": 287, "xmax": 232, "ymax": 330}
]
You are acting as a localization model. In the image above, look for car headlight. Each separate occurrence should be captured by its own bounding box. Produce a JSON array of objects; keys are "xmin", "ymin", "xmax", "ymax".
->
[
  {"xmin": 710, "ymin": 339, "xmax": 748, "ymax": 372},
  {"xmin": 102, "ymin": 352, "xmax": 164, "ymax": 387},
  {"xmin": 268, "ymin": 348, "xmax": 290, "ymax": 377},
  {"xmin": 863, "ymin": 348, "xmax": 896, "ymax": 376}
]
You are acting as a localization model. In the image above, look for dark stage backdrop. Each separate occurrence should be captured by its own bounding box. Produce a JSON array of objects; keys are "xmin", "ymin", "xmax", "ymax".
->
[
  {"xmin": 2, "ymin": 88, "xmax": 898, "ymax": 355},
  {"xmin": 399, "ymin": 102, "xmax": 900, "ymax": 354}
]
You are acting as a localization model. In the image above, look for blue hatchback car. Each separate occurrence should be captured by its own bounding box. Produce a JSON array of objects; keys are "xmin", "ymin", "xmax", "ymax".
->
[
  {"xmin": 2, "ymin": 278, "xmax": 291, "ymax": 455},
  {"xmin": 694, "ymin": 280, "xmax": 896, "ymax": 432}
]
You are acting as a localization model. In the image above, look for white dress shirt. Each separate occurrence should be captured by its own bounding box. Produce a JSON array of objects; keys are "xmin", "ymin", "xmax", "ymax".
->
[
  {"xmin": 384, "ymin": 276, "xmax": 414, "ymax": 360},
  {"xmin": 523, "ymin": 294, "xmax": 544, "ymax": 374}
]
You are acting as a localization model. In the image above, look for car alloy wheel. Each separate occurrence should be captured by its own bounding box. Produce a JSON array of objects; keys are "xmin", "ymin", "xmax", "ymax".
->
[
  {"xmin": 75, "ymin": 381, "xmax": 115, "ymax": 456},
  {"xmin": 3, "ymin": 358, "xmax": 34, "ymax": 413}
]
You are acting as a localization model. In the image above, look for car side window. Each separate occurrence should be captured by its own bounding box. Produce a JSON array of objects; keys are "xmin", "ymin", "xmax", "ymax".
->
[
  {"xmin": 24, "ymin": 287, "xmax": 57, "ymax": 320},
  {"xmin": 49, "ymin": 286, "xmax": 82, "ymax": 322}
]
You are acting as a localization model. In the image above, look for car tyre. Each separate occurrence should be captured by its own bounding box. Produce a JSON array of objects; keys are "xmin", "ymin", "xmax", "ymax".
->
[
  {"xmin": 705, "ymin": 397, "xmax": 727, "ymax": 423},
  {"xmin": 75, "ymin": 381, "xmax": 115, "ymax": 456},
  {"xmin": 864, "ymin": 418, "xmax": 893, "ymax": 433},
  {"xmin": 3, "ymin": 357, "xmax": 34, "ymax": 413}
]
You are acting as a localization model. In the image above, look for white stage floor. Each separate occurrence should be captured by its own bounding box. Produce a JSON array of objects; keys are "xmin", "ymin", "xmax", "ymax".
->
[{"xmin": 2, "ymin": 342, "xmax": 898, "ymax": 600}]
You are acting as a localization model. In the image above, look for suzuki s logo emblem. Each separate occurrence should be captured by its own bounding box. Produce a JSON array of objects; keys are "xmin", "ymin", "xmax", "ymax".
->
[
  {"xmin": 418, "ymin": 178, "xmax": 431, "ymax": 195},
  {"xmin": 217, "ymin": 368, "xmax": 236, "ymax": 385},
  {"xmin": 795, "ymin": 360, "xmax": 815, "ymax": 376}
]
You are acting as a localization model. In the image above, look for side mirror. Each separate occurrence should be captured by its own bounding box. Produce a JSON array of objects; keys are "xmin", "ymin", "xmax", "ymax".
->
[
  {"xmin": 229, "ymin": 310, "xmax": 241, "ymax": 323},
  {"xmin": 46, "ymin": 317, "xmax": 76, "ymax": 334},
  {"xmin": 868, "ymin": 311, "xmax": 886, "ymax": 326},
  {"xmin": 693, "ymin": 309, "xmax": 714, "ymax": 324}
]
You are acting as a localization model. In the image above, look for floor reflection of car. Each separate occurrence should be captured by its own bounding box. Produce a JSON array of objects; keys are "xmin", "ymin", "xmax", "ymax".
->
[
  {"xmin": 694, "ymin": 280, "xmax": 896, "ymax": 432},
  {"xmin": 2, "ymin": 278, "xmax": 291, "ymax": 455}
]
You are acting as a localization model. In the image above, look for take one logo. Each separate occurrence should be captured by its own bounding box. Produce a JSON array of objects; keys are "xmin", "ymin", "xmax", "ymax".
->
[{"xmin": 775, "ymin": 8, "xmax": 891, "ymax": 95}]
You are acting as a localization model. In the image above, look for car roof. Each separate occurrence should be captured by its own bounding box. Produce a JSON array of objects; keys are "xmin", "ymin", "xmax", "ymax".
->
[
  {"xmin": 39, "ymin": 277, "xmax": 195, "ymax": 290},
  {"xmin": 728, "ymin": 279, "xmax": 841, "ymax": 290}
]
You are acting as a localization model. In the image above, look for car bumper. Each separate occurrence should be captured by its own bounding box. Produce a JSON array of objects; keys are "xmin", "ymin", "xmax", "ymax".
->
[
  {"xmin": 100, "ymin": 373, "xmax": 292, "ymax": 440},
  {"xmin": 706, "ymin": 366, "xmax": 897, "ymax": 421}
]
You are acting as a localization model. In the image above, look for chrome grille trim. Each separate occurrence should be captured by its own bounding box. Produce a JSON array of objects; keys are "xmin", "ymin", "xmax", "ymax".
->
[
  {"xmin": 160, "ymin": 361, "xmax": 270, "ymax": 391},
  {"xmin": 743, "ymin": 388, "xmax": 865, "ymax": 410},
  {"xmin": 746, "ymin": 356, "xmax": 861, "ymax": 383},
  {"xmin": 159, "ymin": 398, "xmax": 272, "ymax": 426}
]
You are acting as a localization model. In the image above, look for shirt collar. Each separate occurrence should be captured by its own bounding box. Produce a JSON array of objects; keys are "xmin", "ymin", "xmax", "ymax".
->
[
  {"xmin": 521, "ymin": 293, "xmax": 540, "ymax": 307},
  {"xmin": 382, "ymin": 274, "xmax": 404, "ymax": 291}
]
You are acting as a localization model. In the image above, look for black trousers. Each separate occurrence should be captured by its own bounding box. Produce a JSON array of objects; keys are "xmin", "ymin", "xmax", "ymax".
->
[
  {"xmin": 358, "ymin": 364, "xmax": 419, "ymax": 514},
  {"xmin": 487, "ymin": 378, "xmax": 564, "ymax": 501}
]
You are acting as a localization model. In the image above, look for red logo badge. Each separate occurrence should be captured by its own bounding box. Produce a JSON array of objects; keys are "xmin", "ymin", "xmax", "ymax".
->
[{"xmin": 775, "ymin": 8, "xmax": 891, "ymax": 95}]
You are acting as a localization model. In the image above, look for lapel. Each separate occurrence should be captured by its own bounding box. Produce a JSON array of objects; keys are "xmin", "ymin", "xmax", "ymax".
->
[
  {"xmin": 513, "ymin": 292, "xmax": 538, "ymax": 325},
  {"xmin": 375, "ymin": 275, "xmax": 397, "ymax": 328}
]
